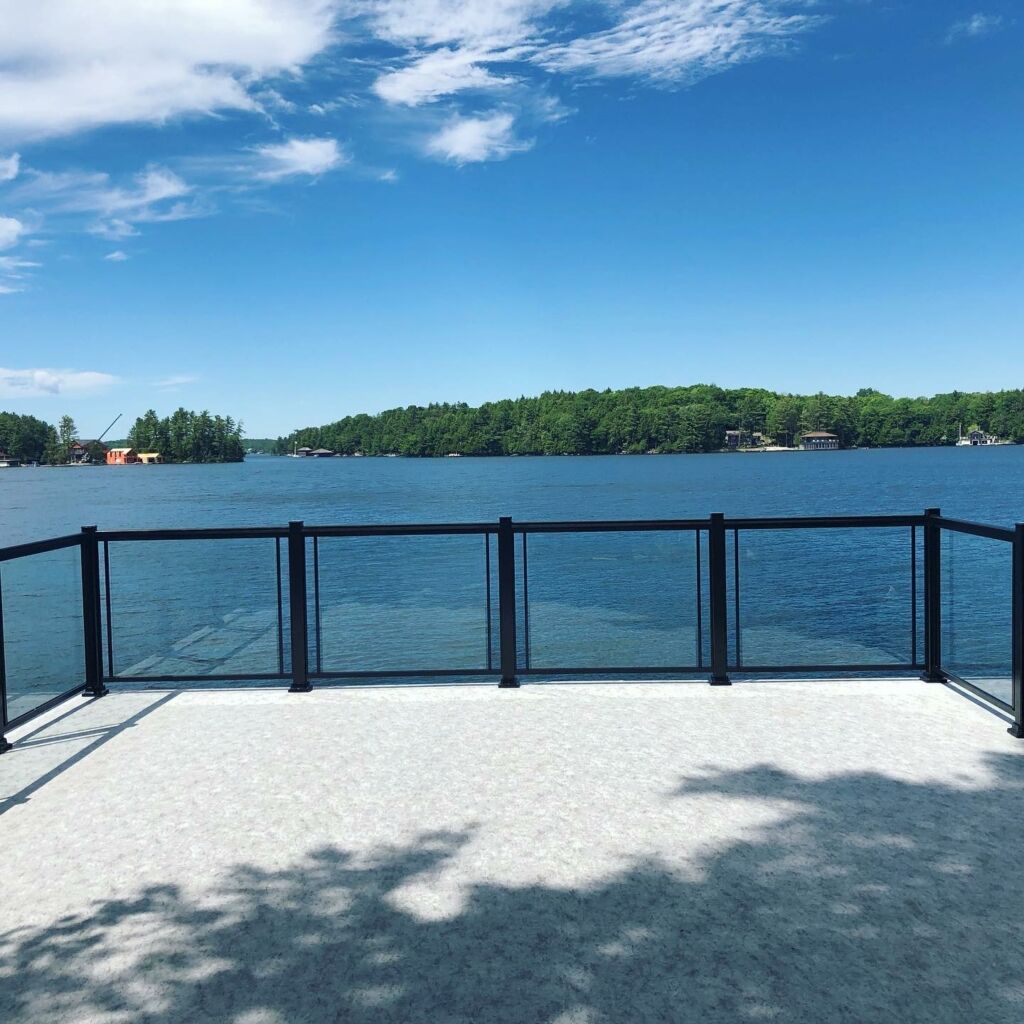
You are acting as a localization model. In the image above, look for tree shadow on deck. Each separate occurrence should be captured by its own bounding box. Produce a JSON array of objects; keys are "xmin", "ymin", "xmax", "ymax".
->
[{"xmin": 3, "ymin": 754, "xmax": 1024, "ymax": 1023}]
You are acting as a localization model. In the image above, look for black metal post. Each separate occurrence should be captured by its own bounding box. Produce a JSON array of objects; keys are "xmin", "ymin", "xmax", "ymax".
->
[
  {"xmin": 921, "ymin": 507, "xmax": 944, "ymax": 683},
  {"xmin": 1009, "ymin": 523, "xmax": 1024, "ymax": 738},
  {"xmin": 80, "ymin": 527, "xmax": 108, "ymax": 698},
  {"xmin": 497, "ymin": 517, "xmax": 519, "ymax": 688},
  {"xmin": 708, "ymin": 514, "xmax": 731, "ymax": 685},
  {"xmin": 288, "ymin": 521, "xmax": 312, "ymax": 692}
]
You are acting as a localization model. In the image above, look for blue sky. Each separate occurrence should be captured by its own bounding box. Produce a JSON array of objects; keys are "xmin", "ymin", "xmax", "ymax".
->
[{"xmin": 0, "ymin": 1, "xmax": 1021, "ymax": 437}]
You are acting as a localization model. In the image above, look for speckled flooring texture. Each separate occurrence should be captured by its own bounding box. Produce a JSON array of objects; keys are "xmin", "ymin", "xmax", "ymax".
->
[{"xmin": 2, "ymin": 680, "xmax": 1022, "ymax": 1023}]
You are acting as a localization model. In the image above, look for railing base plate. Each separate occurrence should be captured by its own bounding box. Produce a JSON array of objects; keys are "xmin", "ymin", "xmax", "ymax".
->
[
  {"xmin": 83, "ymin": 686, "xmax": 110, "ymax": 698},
  {"xmin": 708, "ymin": 675, "xmax": 732, "ymax": 686},
  {"xmin": 0, "ymin": 736, "xmax": 12, "ymax": 754},
  {"xmin": 920, "ymin": 671, "xmax": 944, "ymax": 683},
  {"xmin": 498, "ymin": 678, "xmax": 520, "ymax": 688},
  {"xmin": 1008, "ymin": 723, "xmax": 1024, "ymax": 739},
  {"xmin": 288, "ymin": 683, "xmax": 313, "ymax": 693}
]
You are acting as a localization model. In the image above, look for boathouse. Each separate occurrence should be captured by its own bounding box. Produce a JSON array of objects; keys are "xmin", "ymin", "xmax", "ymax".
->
[
  {"xmin": 800, "ymin": 431, "xmax": 839, "ymax": 451},
  {"xmin": 106, "ymin": 447, "xmax": 140, "ymax": 465}
]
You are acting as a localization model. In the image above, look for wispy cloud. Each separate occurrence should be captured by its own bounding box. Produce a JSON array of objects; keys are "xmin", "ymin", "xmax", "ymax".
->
[
  {"xmin": 946, "ymin": 13, "xmax": 1003, "ymax": 43},
  {"xmin": 8, "ymin": 165, "xmax": 210, "ymax": 241},
  {"xmin": 0, "ymin": 254, "xmax": 38, "ymax": 294},
  {"xmin": 373, "ymin": 47, "xmax": 517, "ymax": 106},
  {"xmin": 425, "ymin": 112, "xmax": 532, "ymax": 164},
  {"xmin": 104, "ymin": 250, "xmax": 129, "ymax": 262},
  {"xmin": 0, "ymin": 367, "xmax": 119, "ymax": 398},
  {"xmin": 250, "ymin": 137, "xmax": 348, "ymax": 180},
  {"xmin": 153, "ymin": 375, "xmax": 199, "ymax": 389},
  {"xmin": 537, "ymin": 1, "xmax": 816, "ymax": 82}
]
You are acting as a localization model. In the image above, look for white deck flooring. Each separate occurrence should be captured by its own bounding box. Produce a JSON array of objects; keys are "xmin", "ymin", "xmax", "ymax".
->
[{"xmin": 2, "ymin": 679, "xmax": 1023, "ymax": 1023}]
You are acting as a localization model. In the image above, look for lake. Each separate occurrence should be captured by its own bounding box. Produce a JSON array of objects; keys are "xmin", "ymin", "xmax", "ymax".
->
[{"xmin": 1, "ymin": 447, "xmax": 1021, "ymax": 721}]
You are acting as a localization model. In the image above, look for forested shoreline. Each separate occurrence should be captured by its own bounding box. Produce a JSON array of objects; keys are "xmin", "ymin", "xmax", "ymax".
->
[
  {"xmin": 276, "ymin": 386, "xmax": 1024, "ymax": 457},
  {"xmin": 0, "ymin": 408, "xmax": 244, "ymax": 464}
]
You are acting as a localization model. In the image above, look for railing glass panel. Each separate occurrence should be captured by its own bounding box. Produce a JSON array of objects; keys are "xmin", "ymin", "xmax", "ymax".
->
[
  {"xmin": 103, "ymin": 539, "xmax": 287, "ymax": 679},
  {"xmin": 1, "ymin": 545, "xmax": 85, "ymax": 722},
  {"xmin": 309, "ymin": 534, "xmax": 491, "ymax": 674},
  {"xmin": 941, "ymin": 530, "xmax": 1012, "ymax": 707},
  {"xmin": 731, "ymin": 528, "xmax": 919, "ymax": 669},
  {"xmin": 518, "ymin": 530, "xmax": 702, "ymax": 672}
]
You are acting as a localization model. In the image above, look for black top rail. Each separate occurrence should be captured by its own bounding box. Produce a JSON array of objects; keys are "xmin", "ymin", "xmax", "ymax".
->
[
  {"xmin": 95, "ymin": 527, "xmax": 288, "ymax": 542},
  {"xmin": 306, "ymin": 523, "xmax": 496, "ymax": 538},
  {"xmin": 2, "ymin": 514, "xmax": 1016, "ymax": 555},
  {"xmin": 0, "ymin": 533, "xmax": 83, "ymax": 562},
  {"xmin": 516, "ymin": 518, "xmax": 708, "ymax": 534},
  {"xmin": 726, "ymin": 514, "xmax": 925, "ymax": 531},
  {"xmin": 932, "ymin": 516, "xmax": 1015, "ymax": 543}
]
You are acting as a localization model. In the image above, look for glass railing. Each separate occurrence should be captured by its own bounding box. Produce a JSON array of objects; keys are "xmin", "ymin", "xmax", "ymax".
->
[
  {"xmin": 940, "ymin": 525, "xmax": 1014, "ymax": 710},
  {"xmin": 0, "ymin": 536, "xmax": 86, "ymax": 728},
  {"xmin": 1, "ymin": 511, "xmax": 1021, "ymax": 747}
]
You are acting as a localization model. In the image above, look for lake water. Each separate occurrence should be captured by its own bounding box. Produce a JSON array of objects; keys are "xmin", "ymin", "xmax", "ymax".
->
[{"xmin": 2, "ymin": 448, "xmax": 1021, "ymax": 722}]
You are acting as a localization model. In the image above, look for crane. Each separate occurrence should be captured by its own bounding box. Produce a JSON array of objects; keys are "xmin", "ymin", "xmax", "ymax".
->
[
  {"xmin": 81, "ymin": 413, "xmax": 122, "ymax": 464},
  {"xmin": 96, "ymin": 413, "xmax": 122, "ymax": 445}
]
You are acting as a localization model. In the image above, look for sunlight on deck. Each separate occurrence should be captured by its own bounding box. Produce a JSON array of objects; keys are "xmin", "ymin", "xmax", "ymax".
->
[{"xmin": 3, "ymin": 680, "xmax": 1023, "ymax": 1023}]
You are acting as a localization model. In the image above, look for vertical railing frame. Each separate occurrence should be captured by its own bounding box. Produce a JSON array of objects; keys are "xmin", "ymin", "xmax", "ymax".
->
[
  {"xmin": 1009, "ymin": 523, "xmax": 1024, "ymax": 738},
  {"xmin": 80, "ymin": 527, "xmax": 108, "ymax": 698},
  {"xmin": 708, "ymin": 513, "xmax": 731, "ymax": 685},
  {"xmin": 497, "ymin": 516, "xmax": 519, "ymax": 687},
  {"xmin": 920, "ymin": 507, "xmax": 944, "ymax": 683},
  {"xmin": 0, "ymin": 571, "xmax": 9, "ymax": 753},
  {"xmin": 288, "ymin": 521, "xmax": 312, "ymax": 692}
]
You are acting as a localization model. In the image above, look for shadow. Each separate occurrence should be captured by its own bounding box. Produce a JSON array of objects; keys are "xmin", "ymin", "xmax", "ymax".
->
[
  {"xmin": 3, "ymin": 758, "xmax": 1024, "ymax": 1022},
  {"xmin": 0, "ymin": 692, "xmax": 177, "ymax": 815}
]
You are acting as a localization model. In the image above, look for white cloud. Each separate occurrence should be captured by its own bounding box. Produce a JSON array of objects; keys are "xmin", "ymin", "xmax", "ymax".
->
[
  {"xmin": 10, "ymin": 165, "xmax": 208, "ymax": 240},
  {"xmin": 251, "ymin": 137, "xmax": 348, "ymax": 180},
  {"xmin": 373, "ymin": 46, "xmax": 516, "ymax": 105},
  {"xmin": 154, "ymin": 375, "xmax": 199, "ymax": 389},
  {"xmin": 0, "ymin": 253, "xmax": 37, "ymax": 294},
  {"xmin": 425, "ymin": 112, "xmax": 532, "ymax": 163},
  {"xmin": 538, "ymin": 0, "xmax": 815, "ymax": 82},
  {"xmin": 0, "ymin": 367, "xmax": 119, "ymax": 397},
  {"xmin": 354, "ymin": 0, "xmax": 559, "ymax": 49},
  {"xmin": 104, "ymin": 250, "xmax": 129, "ymax": 262},
  {"xmin": 0, "ymin": 153, "xmax": 19, "ymax": 181},
  {"xmin": 89, "ymin": 219, "xmax": 141, "ymax": 241},
  {"xmin": 0, "ymin": 215, "xmax": 24, "ymax": 250},
  {"xmin": 946, "ymin": 13, "xmax": 1003, "ymax": 43},
  {"xmin": 0, "ymin": 1, "xmax": 339, "ymax": 144}
]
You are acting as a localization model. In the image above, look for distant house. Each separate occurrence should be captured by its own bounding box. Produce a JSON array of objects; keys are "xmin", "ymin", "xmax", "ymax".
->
[
  {"xmin": 295, "ymin": 446, "xmax": 314, "ymax": 457},
  {"xmin": 69, "ymin": 440, "xmax": 109, "ymax": 464},
  {"xmin": 0, "ymin": 449, "xmax": 20, "ymax": 468},
  {"xmin": 725, "ymin": 429, "xmax": 753, "ymax": 449},
  {"xmin": 800, "ymin": 431, "xmax": 839, "ymax": 451},
  {"xmin": 138, "ymin": 452, "xmax": 163, "ymax": 464},
  {"xmin": 310, "ymin": 448, "xmax": 335, "ymax": 458},
  {"xmin": 106, "ymin": 447, "xmax": 140, "ymax": 465}
]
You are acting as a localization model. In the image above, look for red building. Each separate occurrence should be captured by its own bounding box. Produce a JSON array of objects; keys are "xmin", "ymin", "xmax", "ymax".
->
[{"xmin": 106, "ymin": 447, "xmax": 140, "ymax": 465}]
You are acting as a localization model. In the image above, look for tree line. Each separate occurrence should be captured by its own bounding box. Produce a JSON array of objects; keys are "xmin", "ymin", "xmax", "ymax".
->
[
  {"xmin": 0, "ymin": 408, "xmax": 245, "ymax": 464},
  {"xmin": 275, "ymin": 385, "xmax": 1024, "ymax": 457},
  {"xmin": 128, "ymin": 409, "xmax": 245, "ymax": 463}
]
